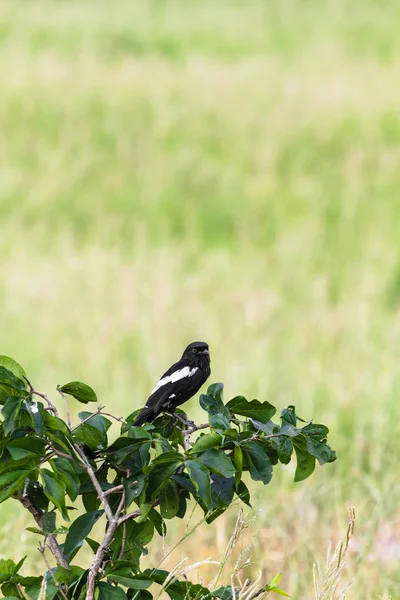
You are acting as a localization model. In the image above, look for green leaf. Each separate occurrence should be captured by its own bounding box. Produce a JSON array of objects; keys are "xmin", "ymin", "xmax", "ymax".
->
[
  {"xmin": 302, "ymin": 423, "xmax": 329, "ymax": 440},
  {"xmin": 107, "ymin": 575, "xmax": 153, "ymax": 589},
  {"xmin": 148, "ymin": 508, "xmax": 166, "ymax": 536},
  {"xmin": 97, "ymin": 582, "xmax": 129, "ymax": 599},
  {"xmin": 59, "ymin": 381, "xmax": 97, "ymax": 404},
  {"xmin": 0, "ymin": 558, "xmax": 17, "ymax": 576},
  {"xmin": 1, "ymin": 397, "xmax": 22, "ymax": 436},
  {"xmin": 207, "ymin": 382, "xmax": 225, "ymax": 401},
  {"xmin": 233, "ymin": 445, "xmax": 243, "ymax": 488},
  {"xmin": 147, "ymin": 460, "xmax": 182, "ymax": 500},
  {"xmin": 209, "ymin": 414, "xmax": 231, "ymax": 432},
  {"xmin": 243, "ymin": 441, "xmax": 273, "ymax": 484},
  {"xmin": 271, "ymin": 436, "xmax": 293, "ymax": 465},
  {"xmin": 226, "ymin": 397, "xmax": 276, "ymax": 423},
  {"xmin": 0, "ymin": 366, "xmax": 27, "ymax": 405},
  {"xmin": 198, "ymin": 449, "xmax": 235, "ymax": 478},
  {"xmin": 50, "ymin": 457, "xmax": 81, "ymax": 501},
  {"xmin": 151, "ymin": 451, "xmax": 185, "ymax": 466},
  {"xmin": 111, "ymin": 520, "xmax": 154, "ymax": 565},
  {"xmin": 0, "ymin": 357, "xmax": 26, "ymax": 381},
  {"xmin": 212, "ymin": 586, "xmax": 234, "ymax": 600},
  {"xmin": 305, "ymin": 437, "xmax": 337, "ymax": 466},
  {"xmin": 0, "ymin": 468, "xmax": 33, "ymax": 503},
  {"xmin": 211, "ymin": 475, "xmax": 235, "ymax": 505},
  {"xmin": 63, "ymin": 510, "xmax": 104, "ymax": 557},
  {"xmin": 264, "ymin": 574, "xmax": 290, "ymax": 597},
  {"xmin": 40, "ymin": 469, "xmax": 69, "ymax": 520},
  {"xmin": 55, "ymin": 565, "xmax": 85, "ymax": 586},
  {"xmin": 185, "ymin": 459, "xmax": 213, "ymax": 510},
  {"xmin": 199, "ymin": 393, "xmax": 224, "ymax": 416},
  {"xmin": 73, "ymin": 422, "xmax": 106, "ymax": 451},
  {"xmin": 123, "ymin": 474, "xmax": 146, "ymax": 507},
  {"xmin": 7, "ymin": 436, "xmax": 46, "ymax": 460},
  {"xmin": 293, "ymin": 437, "xmax": 315, "ymax": 482},
  {"xmin": 78, "ymin": 412, "xmax": 112, "ymax": 433},
  {"xmin": 235, "ymin": 481, "xmax": 251, "ymax": 506},
  {"xmin": 42, "ymin": 413, "xmax": 71, "ymax": 437},
  {"xmin": 127, "ymin": 426, "xmax": 152, "ymax": 440},
  {"xmin": 159, "ymin": 480, "xmax": 180, "ymax": 519},
  {"xmin": 190, "ymin": 433, "xmax": 222, "ymax": 454},
  {"xmin": 26, "ymin": 527, "xmax": 45, "ymax": 536},
  {"xmin": 42, "ymin": 511, "xmax": 56, "ymax": 534}
]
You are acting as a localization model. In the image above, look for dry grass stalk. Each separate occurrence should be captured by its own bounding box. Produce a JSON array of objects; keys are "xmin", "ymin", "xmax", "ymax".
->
[{"xmin": 313, "ymin": 505, "xmax": 355, "ymax": 600}]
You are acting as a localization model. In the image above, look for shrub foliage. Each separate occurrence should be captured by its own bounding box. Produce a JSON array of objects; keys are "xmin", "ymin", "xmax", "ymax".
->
[{"xmin": 0, "ymin": 355, "xmax": 336, "ymax": 600}]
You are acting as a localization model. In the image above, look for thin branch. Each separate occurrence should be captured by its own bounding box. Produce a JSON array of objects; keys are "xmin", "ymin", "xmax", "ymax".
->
[
  {"xmin": 246, "ymin": 587, "xmax": 268, "ymax": 600},
  {"xmin": 72, "ymin": 406, "xmax": 105, "ymax": 430},
  {"xmin": 103, "ymin": 485, "xmax": 124, "ymax": 497},
  {"xmin": 16, "ymin": 491, "xmax": 68, "ymax": 568},
  {"xmin": 57, "ymin": 387, "xmax": 71, "ymax": 429},
  {"xmin": 118, "ymin": 521, "xmax": 127, "ymax": 560},
  {"xmin": 39, "ymin": 544, "xmax": 69, "ymax": 600},
  {"xmin": 99, "ymin": 411, "xmax": 125, "ymax": 424},
  {"xmin": 73, "ymin": 443, "xmax": 114, "ymax": 522},
  {"xmin": 183, "ymin": 423, "xmax": 209, "ymax": 435},
  {"xmin": 86, "ymin": 490, "xmax": 126, "ymax": 600},
  {"xmin": 118, "ymin": 498, "xmax": 160, "ymax": 525},
  {"xmin": 24, "ymin": 377, "xmax": 58, "ymax": 415}
]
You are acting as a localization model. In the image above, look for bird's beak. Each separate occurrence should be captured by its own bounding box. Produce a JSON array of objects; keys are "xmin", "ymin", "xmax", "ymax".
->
[{"xmin": 202, "ymin": 349, "xmax": 209, "ymax": 354}]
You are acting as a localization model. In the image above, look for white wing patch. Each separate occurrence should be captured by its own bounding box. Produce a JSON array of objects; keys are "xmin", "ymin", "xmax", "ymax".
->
[{"xmin": 151, "ymin": 366, "xmax": 198, "ymax": 395}]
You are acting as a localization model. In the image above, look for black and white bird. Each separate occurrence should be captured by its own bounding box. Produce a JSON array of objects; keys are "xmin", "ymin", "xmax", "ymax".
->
[{"xmin": 133, "ymin": 341, "xmax": 211, "ymax": 426}]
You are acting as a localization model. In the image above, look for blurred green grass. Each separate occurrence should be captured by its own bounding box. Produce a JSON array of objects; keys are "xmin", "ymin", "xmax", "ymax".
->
[{"xmin": 1, "ymin": 0, "xmax": 400, "ymax": 597}]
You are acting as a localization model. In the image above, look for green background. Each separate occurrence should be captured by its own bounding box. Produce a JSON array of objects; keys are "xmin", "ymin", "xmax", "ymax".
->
[{"xmin": 1, "ymin": 1, "xmax": 400, "ymax": 597}]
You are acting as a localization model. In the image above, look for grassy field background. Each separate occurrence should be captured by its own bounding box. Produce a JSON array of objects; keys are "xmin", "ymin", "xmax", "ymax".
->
[{"xmin": 1, "ymin": 0, "xmax": 400, "ymax": 597}]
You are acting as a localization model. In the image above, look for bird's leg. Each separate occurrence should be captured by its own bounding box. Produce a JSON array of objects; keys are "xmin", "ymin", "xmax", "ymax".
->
[{"xmin": 171, "ymin": 412, "xmax": 195, "ymax": 428}]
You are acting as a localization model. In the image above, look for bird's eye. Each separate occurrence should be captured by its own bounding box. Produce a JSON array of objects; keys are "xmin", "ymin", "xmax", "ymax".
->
[{"xmin": 192, "ymin": 348, "xmax": 197, "ymax": 353}]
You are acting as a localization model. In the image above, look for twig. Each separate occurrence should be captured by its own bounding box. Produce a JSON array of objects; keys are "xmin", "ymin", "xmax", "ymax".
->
[
  {"xmin": 103, "ymin": 485, "xmax": 124, "ymax": 497},
  {"xmin": 118, "ymin": 521, "xmax": 127, "ymax": 560},
  {"xmin": 99, "ymin": 411, "xmax": 125, "ymax": 424},
  {"xmin": 72, "ymin": 406, "xmax": 105, "ymax": 430},
  {"xmin": 57, "ymin": 387, "xmax": 71, "ymax": 429},
  {"xmin": 24, "ymin": 377, "xmax": 59, "ymax": 415},
  {"xmin": 246, "ymin": 586, "xmax": 268, "ymax": 600},
  {"xmin": 118, "ymin": 498, "xmax": 160, "ymax": 525},
  {"xmin": 38, "ymin": 544, "xmax": 69, "ymax": 600},
  {"xmin": 86, "ymin": 491, "xmax": 126, "ymax": 600},
  {"xmin": 183, "ymin": 423, "xmax": 209, "ymax": 435},
  {"xmin": 16, "ymin": 491, "xmax": 68, "ymax": 568},
  {"xmin": 71, "ymin": 406, "xmax": 126, "ymax": 431},
  {"xmin": 73, "ymin": 444, "xmax": 114, "ymax": 522},
  {"xmin": 117, "ymin": 487, "xmax": 187, "ymax": 526},
  {"xmin": 183, "ymin": 430, "xmax": 191, "ymax": 451}
]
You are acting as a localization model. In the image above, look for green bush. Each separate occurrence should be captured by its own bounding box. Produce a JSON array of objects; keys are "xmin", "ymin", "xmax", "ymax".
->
[{"xmin": 0, "ymin": 355, "xmax": 335, "ymax": 600}]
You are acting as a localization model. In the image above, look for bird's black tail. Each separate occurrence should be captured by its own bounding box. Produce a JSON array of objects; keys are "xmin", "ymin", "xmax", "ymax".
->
[{"xmin": 133, "ymin": 406, "xmax": 156, "ymax": 426}]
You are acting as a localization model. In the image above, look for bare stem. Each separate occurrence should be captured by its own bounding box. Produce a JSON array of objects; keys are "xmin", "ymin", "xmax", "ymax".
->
[
  {"xmin": 39, "ymin": 544, "xmax": 69, "ymax": 600},
  {"xmin": 118, "ymin": 521, "xmax": 127, "ymax": 560},
  {"xmin": 103, "ymin": 485, "xmax": 124, "ymax": 497},
  {"xmin": 85, "ymin": 491, "xmax": 125, "ymax": 600},
  {"xmin": 57, "ymin": 387, "xmax": 71, "ymax": 429},
  {"xmin": 24, "ymin": 377, "xmax": 59, "ymax": 415},
  {"xmin": 16, "ymin": 492, "xmax": 69, "ymax": 568},
  {"xmin": 72, "ymin": 405, "xmax": 105, "ymax": 430},
  {"xmin": 73, "ymin": 444, "xmax": 114, "ymax": 522}
]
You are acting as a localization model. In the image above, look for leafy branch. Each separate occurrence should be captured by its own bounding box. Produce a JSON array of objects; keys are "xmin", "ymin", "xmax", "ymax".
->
[{"xmin": 0, "ymin": 356, "xmax": 336, "ymax": 600}]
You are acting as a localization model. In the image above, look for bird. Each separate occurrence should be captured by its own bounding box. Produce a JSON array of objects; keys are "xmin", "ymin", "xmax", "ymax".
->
[{"xmin": 133, "ymin": 341, "xmax": 211, "ymax": 426}]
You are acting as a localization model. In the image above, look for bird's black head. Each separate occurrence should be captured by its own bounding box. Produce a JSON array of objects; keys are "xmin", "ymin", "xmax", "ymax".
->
[{"xmin": 181, "ymin": 341, "xmax": 210, "ymax": 367}]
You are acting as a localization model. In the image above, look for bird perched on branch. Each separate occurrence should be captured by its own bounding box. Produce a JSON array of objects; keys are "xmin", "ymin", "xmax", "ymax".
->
[{"xmin": 133, "ymin": 341, "xmax": 211, "ymax": 426}]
